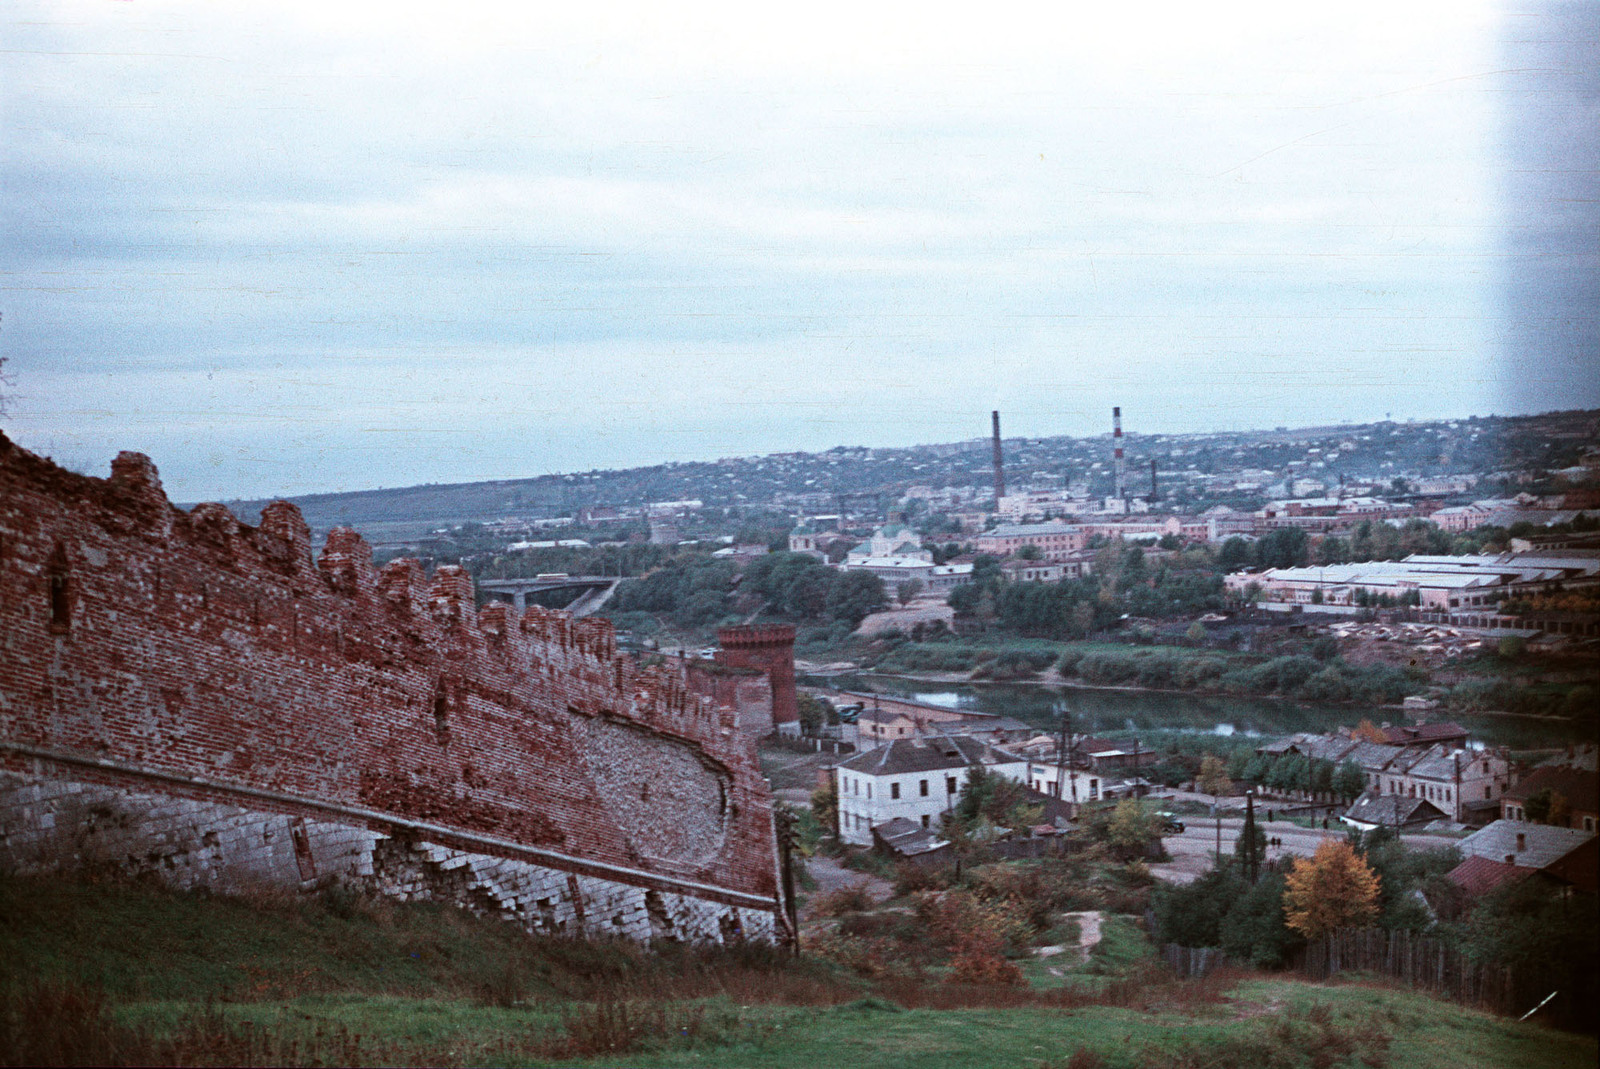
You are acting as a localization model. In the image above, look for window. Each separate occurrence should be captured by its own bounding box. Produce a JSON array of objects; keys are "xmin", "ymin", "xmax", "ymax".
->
[
  {"xmin": 921, "ymin": 815, "xmax": 930, "ymax": 829},
  {"xmin": 49, "ymin": 571, "xmax": 70, "ymax": 631},
  {"xmin": 919, "ymin": 779, "xmax": 929, "ymax": 797},
  {"xmin": 866, "ymin": 784, "xmax": 872, "ymax": 800},
  {"xmin": 47, "ymin": 546, "xmax": 71, "ymax": 633},
  {"xmin": 1483, "ymin": 786, "xmax": 1491, "ymax": 799},
  {"xmin": 891, "ymin": 783, "xmax": 900, "ymax": 800},
  {"xmin": 1584, "ymin": 816, "xmax": 1595, "ymax": 833},
  {"xmin": 946, "ymin": 776, "xmax": 957, "ymax": 794}
]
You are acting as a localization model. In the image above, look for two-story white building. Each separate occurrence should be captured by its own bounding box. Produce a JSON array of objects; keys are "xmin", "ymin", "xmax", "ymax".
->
[{"xmin": 833, "ymin": 735, "xmax": 1030, "ymax": 846}]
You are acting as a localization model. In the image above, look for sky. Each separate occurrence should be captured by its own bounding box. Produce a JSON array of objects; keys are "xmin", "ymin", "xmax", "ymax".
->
[{"xmin": 2, "ymin": 1, "xmax": 1596, "ymax": 501}]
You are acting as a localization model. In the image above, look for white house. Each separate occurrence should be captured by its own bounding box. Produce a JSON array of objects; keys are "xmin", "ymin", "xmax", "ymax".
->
[{"xmin": 833, "ymin": 735, "xmax": 1029, "ymax": 847}]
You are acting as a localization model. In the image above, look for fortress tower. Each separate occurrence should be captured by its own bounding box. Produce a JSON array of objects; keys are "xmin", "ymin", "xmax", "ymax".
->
[{"xmin": 716, "ymin": 625, "xmax": 798, "ymax": 736}]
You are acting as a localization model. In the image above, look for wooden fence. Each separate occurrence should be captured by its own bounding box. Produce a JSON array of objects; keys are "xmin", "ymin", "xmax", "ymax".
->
[
  {"xmin": 1162, "ymin": 944, "xmax": 1228, "ymax": 979},
  {"xmin": 1162, "ymin": 928, "xmax": 1592, "ymax": 1031},
  {"xmin": 1291, "ymin": 928, "xmax": 1518, "ymax": 1010}
]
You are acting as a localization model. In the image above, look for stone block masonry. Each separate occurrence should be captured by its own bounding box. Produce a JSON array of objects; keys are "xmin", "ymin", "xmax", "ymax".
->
[{"xmin": 0, "ymin": 434, "xmax": 783, "ymax": 944}]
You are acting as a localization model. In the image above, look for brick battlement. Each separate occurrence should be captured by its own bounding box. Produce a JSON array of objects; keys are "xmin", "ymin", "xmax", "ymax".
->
[
  {"xmin": 0, "ymin": 433, "xmax": 781, "ymax": 935},
  {"xmin": 717, "ymin": 624, "xmax": 798, "ymax": 648}
]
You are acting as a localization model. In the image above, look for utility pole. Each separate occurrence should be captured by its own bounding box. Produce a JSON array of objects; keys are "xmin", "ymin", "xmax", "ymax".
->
[
  {"xmin": 1243, "ymin": 790, "xmax": 1259, "ymax": 885},
  {"xmin": 775, "ymin": 806, "xmax": 800, "ymax": 956},
  {"xmin": 1055, "ymin": 703, "xmax": 1070, "ymax": 803}
]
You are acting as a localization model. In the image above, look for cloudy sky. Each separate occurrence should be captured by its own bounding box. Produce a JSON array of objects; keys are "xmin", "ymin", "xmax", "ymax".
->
[{"xmin": 2, "ymin": 1, "xmax": 1595, "ymax": 500}]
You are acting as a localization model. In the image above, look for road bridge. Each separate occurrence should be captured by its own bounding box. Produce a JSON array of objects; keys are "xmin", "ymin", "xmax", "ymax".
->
[{"xmin": 478, "ymin": 575, "xmax": 619, "ymax": 617}]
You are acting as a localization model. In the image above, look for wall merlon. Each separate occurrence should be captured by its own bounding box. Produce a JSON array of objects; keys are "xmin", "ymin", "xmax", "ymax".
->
[
  {"xmin": 318, "ymin": 526, "xmax": 376, "ymax": 596},
  {"xmin": 257, "ymin": 501, "xmax": 315, "ymax": 575}
]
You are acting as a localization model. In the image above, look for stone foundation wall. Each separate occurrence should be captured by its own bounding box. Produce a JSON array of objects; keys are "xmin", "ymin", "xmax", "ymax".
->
[{"xmin": 0, "ymin": 766, "xmax": 774, "ymax": 945}]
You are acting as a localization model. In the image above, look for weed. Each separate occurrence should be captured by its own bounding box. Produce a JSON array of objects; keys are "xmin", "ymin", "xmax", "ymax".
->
[
  {"xmin": 811, "ymin": 880, "xmax": 879, "ymax": 916},
  {"xmin": 540, "ymin": 998, "xmax": 752, "ymax": 1059}
]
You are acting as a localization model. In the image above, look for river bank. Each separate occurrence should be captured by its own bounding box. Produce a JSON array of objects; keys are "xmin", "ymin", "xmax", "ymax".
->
[{"xmin": 799, "ymin": 670, "xmax": 1592, "ymax": 750}]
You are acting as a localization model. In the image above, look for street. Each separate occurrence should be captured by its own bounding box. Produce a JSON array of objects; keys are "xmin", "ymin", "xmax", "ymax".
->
[{"xmin": 1150, "ymin": 814, "xmax": 1457, "ymax": 884}]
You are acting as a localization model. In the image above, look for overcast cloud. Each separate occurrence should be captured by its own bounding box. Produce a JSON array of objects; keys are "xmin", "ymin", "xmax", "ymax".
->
[{"xmin": 2, "ymin": 1, "xmax": 1595, "ymax": 500}]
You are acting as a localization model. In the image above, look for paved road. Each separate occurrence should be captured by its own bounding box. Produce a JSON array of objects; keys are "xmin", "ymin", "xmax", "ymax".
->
[{"xmin": 1151, "ymin": 815, "xmax": 1456, "ymax": 884}]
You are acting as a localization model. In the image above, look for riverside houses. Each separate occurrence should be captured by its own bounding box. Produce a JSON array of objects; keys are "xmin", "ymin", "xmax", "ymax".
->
[{"xmin": 833, "ymin": 736, "xmax": 1029, "ymax": 847}]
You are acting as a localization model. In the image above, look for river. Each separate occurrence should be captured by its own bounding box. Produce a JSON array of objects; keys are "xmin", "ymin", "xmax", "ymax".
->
[{"xmin": 807, "ymin": 672, "xmax": 1586, "ymax": 751}]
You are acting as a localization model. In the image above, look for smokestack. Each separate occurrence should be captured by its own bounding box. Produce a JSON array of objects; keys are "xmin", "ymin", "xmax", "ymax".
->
[
  {"xmin": 1150, "ymin": 458, "xmax": 1158, "ymax": 502},
  {"xmin": 991, "ymin": 410, "xmax": 1006, "ymax": 503},
  {"xmin": 1113, "ymin": 407, "xmax": 1125, "ymax": 500}
]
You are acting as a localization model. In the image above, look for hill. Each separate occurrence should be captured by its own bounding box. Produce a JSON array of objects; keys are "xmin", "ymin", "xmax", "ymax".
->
[
  {"xmin": 211, "ymin": 410, "xmax": 1600, "ymax": 538},
  {"xmin": 2, "ymin": 873, "xmax": 1592, "ymax": 1068}
]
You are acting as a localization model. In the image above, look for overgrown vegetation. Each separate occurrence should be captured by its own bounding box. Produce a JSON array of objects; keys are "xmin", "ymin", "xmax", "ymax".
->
[{"xmin": 2, "ymin": 870, "xmax": 1592, "ymax": 1067}]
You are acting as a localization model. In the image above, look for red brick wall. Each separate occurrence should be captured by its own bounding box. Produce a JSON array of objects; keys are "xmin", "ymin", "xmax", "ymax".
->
[
  {"xmin": 683, "ymin": 659, "xmax": 773, "ymax": 736},
  {"xmin": 715, "ymin": 626, "xmax": 797, "ymax": 728},
  {"xmin": 0, "ymin": 435, "xmax": 778, "ymax": 905}
]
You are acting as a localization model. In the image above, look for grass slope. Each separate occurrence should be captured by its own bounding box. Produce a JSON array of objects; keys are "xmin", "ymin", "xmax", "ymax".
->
[{"xmin": 2, "ymin": 874, "xmax": 1591, "ymax": 1068}]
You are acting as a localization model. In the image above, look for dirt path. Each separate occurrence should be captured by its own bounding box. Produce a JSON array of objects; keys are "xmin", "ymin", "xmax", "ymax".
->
[
  {"xmin": 801, "ymin": 853, "xmax": 894, "ymax": 919},
  {"xmin": 1035, "ymin": 909, "xmax": 1103, "ymax": 968},
  {"xmin": 1071, "ymin": 910, "xmax": 1103, "ymax": 956}
]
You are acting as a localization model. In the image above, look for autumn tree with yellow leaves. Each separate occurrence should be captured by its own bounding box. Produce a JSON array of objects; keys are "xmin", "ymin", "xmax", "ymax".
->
[{"xmin": 1283, "ymin": 838, "xmax": 1381, "ymax": 939}]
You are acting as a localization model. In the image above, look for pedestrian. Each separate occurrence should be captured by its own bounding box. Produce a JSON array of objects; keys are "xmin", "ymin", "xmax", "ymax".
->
[
  {"xmin": 1322, "ymin": 817, "xmax": 1329, "ymax": 830},
  {"xmin": 1267, "ymin": 809, "xmax": 1274, "ymax": 822}
]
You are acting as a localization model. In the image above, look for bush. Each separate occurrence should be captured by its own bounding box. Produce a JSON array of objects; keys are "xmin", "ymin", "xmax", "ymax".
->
[{"xmin": 809, "ymin": 881, "xmax": 879, "ymax": 917}]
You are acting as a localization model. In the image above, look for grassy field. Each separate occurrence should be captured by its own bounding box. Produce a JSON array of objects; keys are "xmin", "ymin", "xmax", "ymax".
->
[{"xmin": 2, "ymin": 873, "xmax": 1592, "ymax": 1068}]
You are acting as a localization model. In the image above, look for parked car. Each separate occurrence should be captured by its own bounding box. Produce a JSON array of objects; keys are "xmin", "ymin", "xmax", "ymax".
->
[{"xmin": 1158, "ymin": 813, "xmax": 1185, "ymax": 833}]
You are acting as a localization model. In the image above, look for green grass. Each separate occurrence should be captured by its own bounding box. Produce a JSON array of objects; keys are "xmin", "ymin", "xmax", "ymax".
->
[
  {"xmin": 1084, "ymin": 915, "xmax": 1153, "ymax": 975},
  {"xmin": 2, "ymin": 874, "xmax": 1592, "ymax": 1068}
]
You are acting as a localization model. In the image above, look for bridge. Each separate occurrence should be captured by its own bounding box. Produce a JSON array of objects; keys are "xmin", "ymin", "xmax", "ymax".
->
[{"xmin": 478, "ymin": 575, "xmax": 620, "ymax": 617}]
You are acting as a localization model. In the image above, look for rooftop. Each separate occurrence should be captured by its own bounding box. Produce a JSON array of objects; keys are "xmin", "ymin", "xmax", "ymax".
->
[
  {"xmin": 1457, "ymin": 820, "xmax": 1596, "ymax": 869},
  {"xmin": 1502, "ymin": 766, "xmax": 1599, "ymax": 814},
  {"xmin": 836, "ymin": 734, "xmax": 1023, "ymax": 777}
]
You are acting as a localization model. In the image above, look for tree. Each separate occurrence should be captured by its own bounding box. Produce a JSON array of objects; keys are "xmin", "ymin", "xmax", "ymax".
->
[
  {"xmin": 1185, "ymin": 621, "xmax": 1207, "ymax": 645},
  {"xmin": 810, "ymin": 781, "xmax": 839, "ymax": 838},
  {"xmin": 1255, "ymin": 527, "xmax": 1309, "ymax": 569},
  {"xmin": 895, "ymin": 578, "xmax": 924, "ymax": 606},
  {"xmin": 1235, "ymin": 797, "xmax": 1265, "ymax": 880},
  {"xmin": 1352, "ymin": 719, "xmax": 1387, "ymax": 744},
  {"xmin": 1106, "ymin": 799, "xmax": 1164, "ymax": 860},
  {"xmin": 1283, "ymin": 839, "xmax": 1381, "ymax": 940},
  {"xmin": 1218, "ymin": 537, "xmax": 1252, "ymax": 572},
  {"xmin": 827, "ymin": 570, "xmax": 887, "ymax": 625},
  {"xmin": 796, "ymin": 693, "xmax": 830, "ymax": 735},
  {"xmin": 1333, "ymin": 759, "xmax": 1367, "ymax": 802},
  {"xmin": 1015, "ymin": 543, "xmax": 1042, "ymax": 560},
  {"xmin": 1197, "ymin": 754, "xmax": 1233, "ymax": 863},
  {"xmin": 1219, "ymin": 867, "xmax": 1303, "ymax": 967},
  {"xmin": 1197, "ymin": 754, "xmax": 1232, "ymax": 799},
  {"xmin": 1153, "ymin": 865, "xmax": 1247, "ymax": 948}
]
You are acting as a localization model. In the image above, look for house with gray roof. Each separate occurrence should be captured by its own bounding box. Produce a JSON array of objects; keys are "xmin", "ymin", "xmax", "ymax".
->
[
  {"xmin": 833, "ymin": 735, "xmax": 1028, "ymax": 847},
  {"xmin": 1457, "ymin": 820, "xmax": 1596, "ymax": 872}
]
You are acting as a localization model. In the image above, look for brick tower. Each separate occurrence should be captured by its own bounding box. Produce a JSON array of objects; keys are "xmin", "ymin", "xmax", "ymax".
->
[{"xmin": 715, "ymin": 625, "xmax": 798, "ymax": 735}]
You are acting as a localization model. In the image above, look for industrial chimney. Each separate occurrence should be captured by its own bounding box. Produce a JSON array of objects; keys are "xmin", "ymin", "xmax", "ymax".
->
[
  {"xmin": 1113, "ymin": 407, "xmax": 1125, "ymax": 501},
  {"xmin": 991, "ymin": 410, "xmax": 1006, "ymax": 504},
  {"xmin": 1150, "ymin": 458, "xmax": 1158, "ymax": 502}
]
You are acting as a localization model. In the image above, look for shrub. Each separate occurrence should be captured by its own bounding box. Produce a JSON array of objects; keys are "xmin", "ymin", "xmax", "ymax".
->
[
  {"xmin": 810, "ymin": 880, "xmax": 878, "ymax": 917},
  {"xmin": 945, "ymin": 946, "xmax": 1024, "ymax": 985}
]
